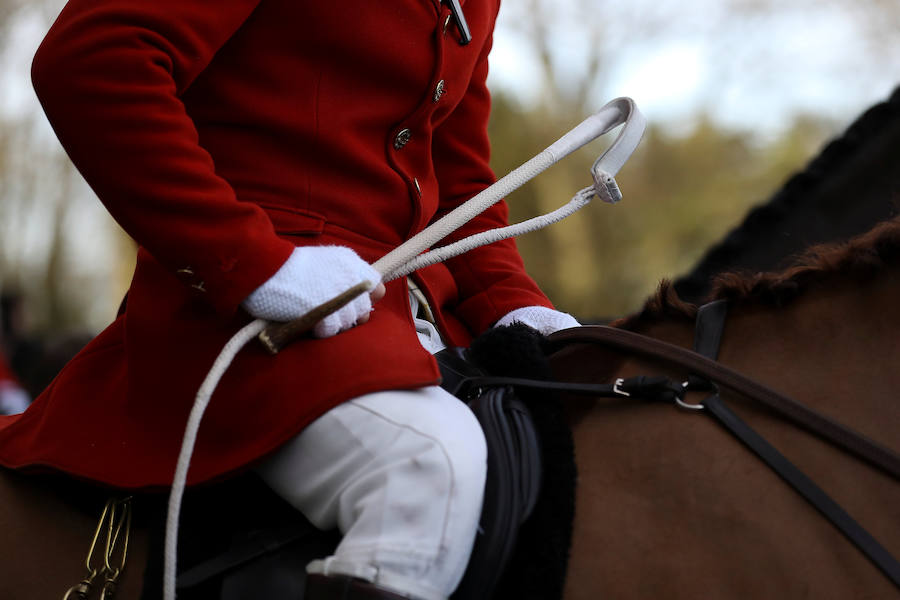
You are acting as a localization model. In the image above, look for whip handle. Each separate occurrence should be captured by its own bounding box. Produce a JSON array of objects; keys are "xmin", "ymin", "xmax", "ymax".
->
[{"xmin": 257, "ymin": 281, "xmax": 373, "ymax": 354}]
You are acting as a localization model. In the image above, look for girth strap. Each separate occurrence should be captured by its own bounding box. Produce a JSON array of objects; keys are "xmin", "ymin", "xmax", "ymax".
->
[
  {"xmin": 689, "ymin": 301, "xmax": 900, "ymax": 591},
  {"xmin": 548, "ymin": 325, "xmax": 900, "ymax": 481}
]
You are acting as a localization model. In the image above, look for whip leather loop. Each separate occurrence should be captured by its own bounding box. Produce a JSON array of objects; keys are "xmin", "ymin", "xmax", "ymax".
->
[{"xmin": 548, "ymin": 326, "xmax": 900, "ymax": 481}]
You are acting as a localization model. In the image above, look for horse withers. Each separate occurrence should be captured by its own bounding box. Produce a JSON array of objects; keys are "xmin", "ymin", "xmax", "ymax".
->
[{"xmin": 555, "ymin": 219, "xmax": 900, "ymax": 599}]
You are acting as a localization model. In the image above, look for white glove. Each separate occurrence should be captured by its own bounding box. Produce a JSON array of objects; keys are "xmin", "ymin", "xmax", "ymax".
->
[
  {"xmin": 493, "ymin": 305, "xmax": 580, "ymax": 335},
  {"xmin": 241, "ymin": 246, "xmax": 381, "ymax": 338}
]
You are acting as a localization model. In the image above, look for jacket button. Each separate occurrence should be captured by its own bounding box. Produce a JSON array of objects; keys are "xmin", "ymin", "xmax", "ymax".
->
[
  {"xmin": 176, "ymin": 267, "xmax": 206, "ymax": 292},
  {"xmin": 394, "ymin": 128, "xmax": 412, "ymax": 149},
  {"xmin": 433, "ymin": 80, "xmax": 445, "ymax": 103}
]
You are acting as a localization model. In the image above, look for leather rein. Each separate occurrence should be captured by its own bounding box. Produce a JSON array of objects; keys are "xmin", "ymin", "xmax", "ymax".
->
[
  {"xmin": 548, "ymin": 313, "xmax": 900, "ymax": 481},
  {"xmin": 548, "ymin": 300, "xmax": 900, "ymax": 589},
  {"xmin": 459, "ymin": 301, "xmax": 900, "ymax": 589}
]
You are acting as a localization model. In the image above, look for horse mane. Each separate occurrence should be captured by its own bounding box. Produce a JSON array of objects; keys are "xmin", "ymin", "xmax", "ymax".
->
[
  {"xmin": 617, "ymin": 217, "xmax": 900, "ymax": 330},
  {"xmin": 672, "ymin": 85, "xmax": 900, "ymax": 303}
]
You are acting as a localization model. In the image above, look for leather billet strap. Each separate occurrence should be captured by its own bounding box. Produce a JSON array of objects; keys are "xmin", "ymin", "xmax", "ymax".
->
[
  {"xmin": 548, "ymin": 325, "xmax": 900, "ymax": 482},
  {"xmin": 689, "ymin": 302, "xmax": 900, "ymax": 591},
  {"xmin": 436, "ymin": 346, "xmax": 688, "ymax": 406},
  {"xmin": 452, "ymin": 374, "xmax": 685, "ymax": 404}
]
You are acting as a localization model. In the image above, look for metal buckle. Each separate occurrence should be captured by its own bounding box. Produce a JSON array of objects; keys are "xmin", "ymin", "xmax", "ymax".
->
[
  {"xmin": 591, "ymin": 166, "xmax": 622, "ymax": 204},
  {"xmin": 675, "ymin": 380, "xmax": 708, "ymax": 411}
]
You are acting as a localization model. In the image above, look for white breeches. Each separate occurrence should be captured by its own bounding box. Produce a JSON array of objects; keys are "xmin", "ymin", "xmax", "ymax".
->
[{"xmin": 255, "ymin": 294, "xmax": 487, "ymax": 600}]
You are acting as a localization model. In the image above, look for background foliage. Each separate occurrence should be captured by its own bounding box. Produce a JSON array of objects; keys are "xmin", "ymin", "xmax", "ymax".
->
[{"xmin": 491, "ymin": 100, "xmax": 834, "ymax": 319}]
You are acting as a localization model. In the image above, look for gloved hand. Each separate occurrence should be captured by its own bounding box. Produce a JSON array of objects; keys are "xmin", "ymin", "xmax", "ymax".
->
[
  {"xmin": 241, "ymin": 246, "xmax": 385, "ymax": 338},
  {"xmin": 493, "ymin": 305, "xmax": 580, "ymax": 335}
]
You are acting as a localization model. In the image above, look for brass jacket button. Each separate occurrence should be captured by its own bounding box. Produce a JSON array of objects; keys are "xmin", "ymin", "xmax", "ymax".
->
[{"xmin": 394, "ymin": 128, "xmax": 412, "ymax": 149}]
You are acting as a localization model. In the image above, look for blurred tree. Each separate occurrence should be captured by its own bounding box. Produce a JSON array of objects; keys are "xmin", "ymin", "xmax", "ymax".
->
[
  {"xmin": 0, "ymin": 0, "xmax": 135, "ymax": 336},
  {"xmin": 489, "ymin": 99, "xmax": 834, "ymax": 320},
  {"xmin": 485, "ymin": 0, "xmax": 900, "ymax": 319},
  {"xmin": 0, "ymin": 0, "xmax": 24, "ymax": 30}
]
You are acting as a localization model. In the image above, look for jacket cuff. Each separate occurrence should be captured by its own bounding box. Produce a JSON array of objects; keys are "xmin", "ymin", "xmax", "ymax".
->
[
  {"xmin": 493, "ymin": 306, "xmax": 580, "ymax": 335},
  {"xmin": 184, "ymin": 235, "xmax": 296, "ymax": 317}
]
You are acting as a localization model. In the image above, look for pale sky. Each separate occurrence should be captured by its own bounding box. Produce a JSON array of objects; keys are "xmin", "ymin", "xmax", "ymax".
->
[{"xmin": 488, "ymin": 0, "xmax": 899, "ymax": 135}]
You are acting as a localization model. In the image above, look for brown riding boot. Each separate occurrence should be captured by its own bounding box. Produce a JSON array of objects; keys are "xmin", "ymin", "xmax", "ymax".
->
[{"xmin": 303, "ymin": 573, "xmax": 419, "ymax": 599}]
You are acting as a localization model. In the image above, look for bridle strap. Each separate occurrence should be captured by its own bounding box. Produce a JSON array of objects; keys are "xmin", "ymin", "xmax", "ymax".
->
[
  {"xmin": 548, "ymin": 325, "xmax": 900, "ymax": 482},
  {"xmin": 689, "ymin": 302, "xmax": 900, "ymax": 591},
  {"xmin": 691, "ymin": 300, "xmax": 727, "ymax": 360}
]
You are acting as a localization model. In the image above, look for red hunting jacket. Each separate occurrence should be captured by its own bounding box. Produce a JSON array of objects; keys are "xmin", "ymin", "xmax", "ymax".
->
[{"xmin": 0, "ymin": 0, "xmax": 553, "ymax": 489}]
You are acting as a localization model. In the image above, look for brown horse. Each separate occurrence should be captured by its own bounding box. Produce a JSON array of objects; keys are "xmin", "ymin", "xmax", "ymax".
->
[
  {"xmin": 2, "ymin": 220, "xmax": 900, "ymax": 599},
  {"xmin": 557, "ymin": 218, "xmax": 900, "ymax": 599}
]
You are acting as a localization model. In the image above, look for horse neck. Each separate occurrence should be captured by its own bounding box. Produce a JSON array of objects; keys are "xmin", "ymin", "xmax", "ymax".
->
[
  {"xmin": 638, "ymin": 269, "xmax": 900, "ymax": 440},
  {"xmin": 560, "ymin": 270, "xmax": 900, "ymax": 600}
]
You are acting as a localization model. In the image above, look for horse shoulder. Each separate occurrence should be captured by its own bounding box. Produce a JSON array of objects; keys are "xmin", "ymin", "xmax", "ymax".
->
[{"xmin": 0, "ymin": 469, "xmax": 149, "ymax": 600}]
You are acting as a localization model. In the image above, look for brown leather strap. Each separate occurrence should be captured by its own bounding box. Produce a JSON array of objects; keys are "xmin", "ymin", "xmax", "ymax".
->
[{"xmin": 548, "ymin": 326, "xmax": 900, "ymax": 481}]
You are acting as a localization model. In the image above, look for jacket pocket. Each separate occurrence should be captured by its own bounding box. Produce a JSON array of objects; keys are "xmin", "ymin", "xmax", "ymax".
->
[{"xmin": 260, "ymin": 204, "xmax": 327, "ymax": 236}]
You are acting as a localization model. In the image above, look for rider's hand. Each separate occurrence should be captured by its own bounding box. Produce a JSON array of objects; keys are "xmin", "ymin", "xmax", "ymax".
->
[
  {"xmin": 241, "ymin": 246, "xmax": 385, "ymax": 338},
  {"xmin": 493, "ymin": 306, "xmax": 580, "ymax": 335}
]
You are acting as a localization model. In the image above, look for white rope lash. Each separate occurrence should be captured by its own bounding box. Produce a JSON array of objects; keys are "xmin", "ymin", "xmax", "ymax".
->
[
  {"xmin": 163, "ymin": 97, "xmax": 645, "ymax": 600},
  {"xmin": 385, "ymin": 186, "xmax": 596, "ymax": 280}
]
